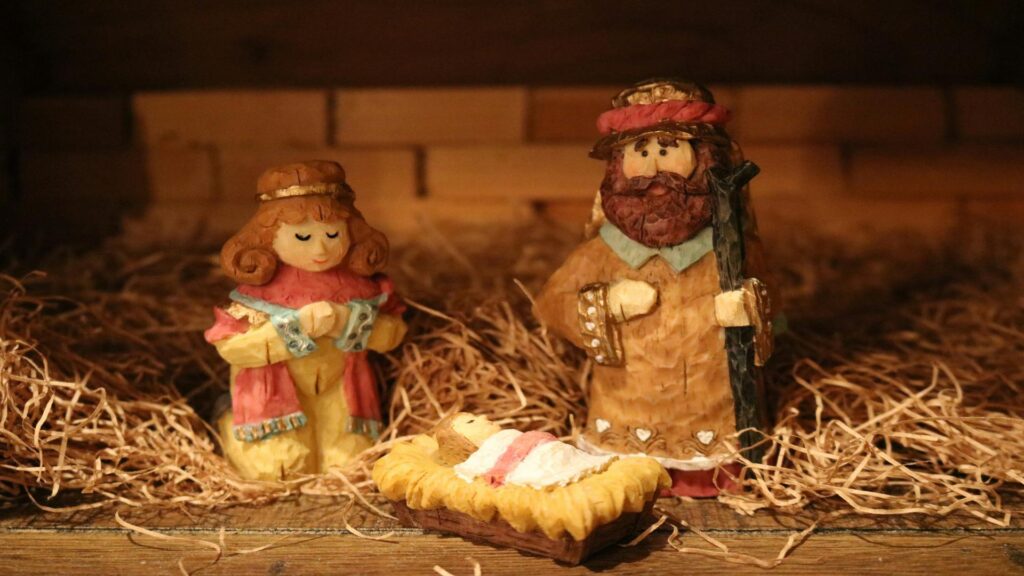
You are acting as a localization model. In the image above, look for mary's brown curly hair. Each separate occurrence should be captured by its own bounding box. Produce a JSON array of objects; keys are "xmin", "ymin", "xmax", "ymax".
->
[{"xmin": 219, "ymin": 194, "xmax": 388, "ymax": 285}]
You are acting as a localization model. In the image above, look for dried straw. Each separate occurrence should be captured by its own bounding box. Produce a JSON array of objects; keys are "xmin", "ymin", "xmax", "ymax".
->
[
  {"xmin": 726, "ymin": 281, "xmax": 1024, "ymax": 526},
  {"xmin": 433, "ymin": 557, "xmax": 483, "ymax": 576},
  {"xmin": 1, "ymin": 221, "xmax": 1022, "ymax": 566}
]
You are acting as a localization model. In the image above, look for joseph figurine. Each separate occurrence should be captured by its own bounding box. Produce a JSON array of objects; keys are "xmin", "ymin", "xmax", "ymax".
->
[{"xmin": 533, "ymin": 79, "xmax": 778, "ymax": 497}]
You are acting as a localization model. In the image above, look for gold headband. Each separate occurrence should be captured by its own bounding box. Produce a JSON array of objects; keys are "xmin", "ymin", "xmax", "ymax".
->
[{"xmin": 256, "ymin": 182, "xmax": 348, "ymax": 202}]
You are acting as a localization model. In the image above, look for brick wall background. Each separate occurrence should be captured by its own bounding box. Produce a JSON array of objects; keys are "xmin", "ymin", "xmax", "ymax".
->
[
  {"xmin": 3, "ymin": 2, "xmax": 1021, "ymax": 252},
  {"xmin": 10, "ymin": 85, "xmax": 1022, "ymax": 249}
]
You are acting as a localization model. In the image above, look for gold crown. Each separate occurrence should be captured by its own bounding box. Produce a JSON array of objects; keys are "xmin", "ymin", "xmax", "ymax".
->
[
  {"xmin": 255, "ymin": 160, "xmax": 353, "ymax": 203},
  {"xmin": 257, "ymin": 183, "xmax": 349, "ymax": 202},
  {"xmin": 611, "ymin": 78, "xmax": 716, "ymax": 108}
]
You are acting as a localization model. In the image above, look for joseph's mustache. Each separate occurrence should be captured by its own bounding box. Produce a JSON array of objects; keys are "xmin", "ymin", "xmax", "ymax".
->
[{"xmin": 613, "ymin": 171, "xmax": 710, "ymax": 197}]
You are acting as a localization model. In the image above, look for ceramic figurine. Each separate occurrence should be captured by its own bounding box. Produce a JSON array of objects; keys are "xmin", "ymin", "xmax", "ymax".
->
[
  {"xmin": 373, "ymin": 413, "xmax": 668, "ymax": 564},
  {"xmin": 205, "ymin": 160, "xmax": 407, "ymax": 481},
  {"xmin": 533, "ymin": 79, "xmax": 779, "ymax": 497}
]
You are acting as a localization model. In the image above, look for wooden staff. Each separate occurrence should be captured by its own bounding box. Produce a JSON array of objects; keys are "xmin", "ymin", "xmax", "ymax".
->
[{"xmin": 709, "ymin": 160, "xmax": 768, "ymax": 464}]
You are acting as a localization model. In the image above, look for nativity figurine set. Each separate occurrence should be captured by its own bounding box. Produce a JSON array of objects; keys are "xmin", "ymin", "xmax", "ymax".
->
[{"xmin": 205, "ymin": 79, "xmax": 777, "ymax": 563}]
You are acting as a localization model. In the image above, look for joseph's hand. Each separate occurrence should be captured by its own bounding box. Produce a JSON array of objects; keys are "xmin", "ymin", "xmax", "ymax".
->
[
  {"xmin": 608, "ymin": 279, "xmax": 658, "ymax": 322},
  {"xmin": 714, "ymin": 288, "xmax": 751, "ymax": 327}
]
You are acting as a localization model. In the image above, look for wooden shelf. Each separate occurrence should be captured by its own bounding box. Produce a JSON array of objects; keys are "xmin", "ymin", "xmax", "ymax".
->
[{"xmin": 2, "ymin": 497, "xmax": 1023, "ymax": 574}]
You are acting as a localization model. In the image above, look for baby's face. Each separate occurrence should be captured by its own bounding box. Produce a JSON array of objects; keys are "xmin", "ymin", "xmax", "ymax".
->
[
  {"xmin": 450, "ymin": 413, "xmax": 502, "ymax": 446},
  {"xmin": 272, "ymin": 219, "xmax": 350, "ymax": 272}
]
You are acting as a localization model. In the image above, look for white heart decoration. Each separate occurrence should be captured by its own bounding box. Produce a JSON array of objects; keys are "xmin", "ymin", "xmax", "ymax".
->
[
  {"xmin": 595, "ymin": 418, "xmax": 611, "ymax": 433},
  {"xmin": 634, "ymin": 428, "xmax": 652, "ymax": 442},
  {"xmin": 696, "ymin": 430, "xmax": 715, "ymax": 445}
]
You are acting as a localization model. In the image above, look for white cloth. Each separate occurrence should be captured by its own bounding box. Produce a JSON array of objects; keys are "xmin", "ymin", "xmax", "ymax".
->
[
  {"xmin": 453, "ymin": 429, "xmax": 522, "ymax": 483},
  {"xmin": 505, "ymin": 441, "xmax": 615, "ymax": 489},
  {"xmin": 453, "ymin": 429, "xmax": 616, "ymax": 489}
]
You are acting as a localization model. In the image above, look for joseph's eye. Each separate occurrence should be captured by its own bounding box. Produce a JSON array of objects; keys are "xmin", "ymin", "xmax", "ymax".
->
[
  {"xmin": 659, "ymin": 149, "xmax": 668, "ymax": 156},
  {"xmin": 326, "ymin": 231, "xmax": 340, "ymax": 239},
  {"xmin": 295, "ymin": 233, "xmax": 311, "ymax": 241},
  {"xmin": 641, "ymin": 150, "xmax": 649, "ymax": 157}
]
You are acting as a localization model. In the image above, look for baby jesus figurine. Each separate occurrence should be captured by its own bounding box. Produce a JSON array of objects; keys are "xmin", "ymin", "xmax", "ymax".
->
[
  {"xmin": 205, "ymin": 160, "xmax": 407, "ymax": 481},
  {"xmin": 374, "ymin": 413, "xmax": 668, "ymax": 564},
  {"xmin": 438, "ymin": 413, "xmax": 618, "ymax": 489}
]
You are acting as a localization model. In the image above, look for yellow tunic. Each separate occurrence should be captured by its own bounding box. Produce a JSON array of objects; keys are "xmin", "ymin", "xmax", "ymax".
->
[
  {"xmin": 534, "ymin": 237, "xmax": 736, "ymax": 468},
  {"xmin": 214, "ymin": 314, "xmax": 406, "ymax": 481},
  {"xmin": 533, "ymin": 215, "xmax": 777, "ymax": 470}
]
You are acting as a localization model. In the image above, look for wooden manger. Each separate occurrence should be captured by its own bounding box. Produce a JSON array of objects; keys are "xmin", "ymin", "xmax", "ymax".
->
[{"xmin": 391, "ymin": 499, "xmax": 656, "ymax": 565}]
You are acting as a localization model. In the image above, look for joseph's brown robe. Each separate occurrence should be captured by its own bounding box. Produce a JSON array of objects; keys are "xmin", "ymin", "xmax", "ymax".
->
[{"xmin": 534, "ymin": 219, "xmax": 775, "ymax": 470}]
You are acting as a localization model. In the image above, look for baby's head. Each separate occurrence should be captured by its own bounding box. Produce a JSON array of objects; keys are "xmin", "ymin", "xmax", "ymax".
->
[{"xmin": 433, "ymin": 412, "xmax": 502, "ymax": 466}]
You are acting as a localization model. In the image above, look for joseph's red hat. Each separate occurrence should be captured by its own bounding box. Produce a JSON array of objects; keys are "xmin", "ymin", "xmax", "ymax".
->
[{"xmin": 590, "ymin": 79, "xmax": 731, "ymax": 159}]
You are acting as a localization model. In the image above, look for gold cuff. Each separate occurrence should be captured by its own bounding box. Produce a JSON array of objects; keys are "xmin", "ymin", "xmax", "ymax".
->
[
  {"xmin": 578, "ymin": 283, "xmax": 623, "ymax": 367},
  {"xmin": 743, "ymin": 278, "xmax": 774, "ymax": 367}
]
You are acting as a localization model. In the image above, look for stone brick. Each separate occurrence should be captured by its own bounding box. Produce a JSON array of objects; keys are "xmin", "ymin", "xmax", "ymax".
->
[
  {"xmin": 426, "ymin": 145, "xmax": 602, "ymax": 201},
  {"xmin": 849, "ymin": 145, "xmax": 1024, "ymax": 198},
  {"xmin": 741, "ymin": 144, "xmax": 844, "ymax": 198},
  {"xmin": 361, "ymin": 198, "xmax": 534, "ymax": 243},
  {"xmin": 218, "ymin": 148, "xmax": 418, "ymax": 204},
  {"xmin": 19, "ymin": 96, "xmax": 129, "ymax": 150},
  {"xmin": 133, "ymin": 90, "xmax": 327, "ymax": 147},
  {"xmin": 755, "ymin": 197, "xmax": 958, "ymax": 245},
  {"xmin": 146, "ymin": 148, "xmax": 216, "ymax": 202},
  {"xmin": 334, "ymin": 88, "xmax": 526, "ymax": 145},
  {"xmin": 735, "ymin": 86, "xmax": 946, "ymax": 143},
  {"xmin": 527, "ymin": 86, "xmax": 617, "ymax": 142},
  {"xmin": 954, "ymin": 87, "xmax": 1024, "ymax": 141}
]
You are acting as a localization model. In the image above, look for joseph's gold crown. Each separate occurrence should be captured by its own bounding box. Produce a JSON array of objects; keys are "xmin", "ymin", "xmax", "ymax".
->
[{"xmin": 612, "ymin": 79, "xmax": 716, "ymax": 108}]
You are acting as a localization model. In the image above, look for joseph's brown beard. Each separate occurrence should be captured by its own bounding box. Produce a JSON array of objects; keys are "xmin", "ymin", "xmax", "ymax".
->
[{"xmin": 600, "ymin": 171, "xmax": 713, "ymax": 248}]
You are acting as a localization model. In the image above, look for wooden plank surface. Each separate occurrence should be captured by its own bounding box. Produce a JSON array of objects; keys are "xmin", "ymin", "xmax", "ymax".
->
[
  {"xmin": 7, "ymin": 497, "xmax": 1022, "ymax": 533},
  {"xmin": 3, "ymin": 524, "xmax": 1024, "ymax": 575},
  {"xmin": 3, "ymin": 497, "xmax": 1024, "ymax": 574}
]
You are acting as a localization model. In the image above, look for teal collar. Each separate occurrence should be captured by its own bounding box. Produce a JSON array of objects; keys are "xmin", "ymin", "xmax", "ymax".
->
[{"xmin": 599, "ymin": 222, "xmax": 714, "ymax": 273}]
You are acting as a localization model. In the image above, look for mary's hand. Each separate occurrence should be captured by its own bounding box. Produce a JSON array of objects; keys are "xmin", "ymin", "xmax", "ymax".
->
[
  {"xmin": 297, "ymin": 301, "xmax": 338, "ymax": 338},
  {"xmin": 323, "ymin": 303, "xmax": 354, "ymax": 339},
  {"xmin": 367, "ymin": 314, "xmax": 408, "ymax": 352}
]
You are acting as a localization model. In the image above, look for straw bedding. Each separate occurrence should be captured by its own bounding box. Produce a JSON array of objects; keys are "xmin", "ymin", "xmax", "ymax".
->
[{"xmin": 1, "ymin": 220, "xmax": 1022, "ymax": 538}]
